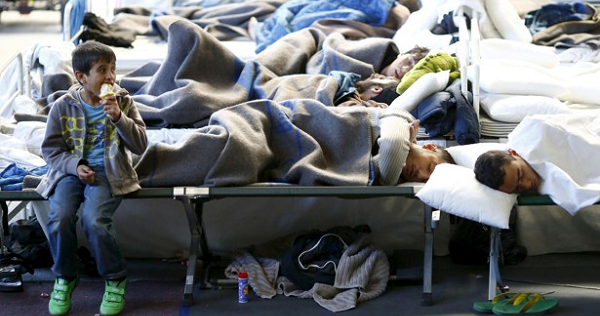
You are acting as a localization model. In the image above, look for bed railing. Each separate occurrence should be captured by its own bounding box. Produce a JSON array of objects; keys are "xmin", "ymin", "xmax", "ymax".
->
[
  {"xmin": 0, "ymin": 52, "xmax": 30, "ymax": 121},
  {"xmin": 63, "ymin": 0, "xmax": 114, "ymax": 44},
  {"xmin": 456, "ymin": 10, "xmax": 481, "ymax": 122},
  {"xmin": 62, "ymin": 0, "xmax": 89, "ymax": 43}
]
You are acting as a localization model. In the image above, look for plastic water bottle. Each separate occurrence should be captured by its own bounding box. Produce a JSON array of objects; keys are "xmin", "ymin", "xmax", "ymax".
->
[{"xmin": 238, "ymin": 271, "xmax": 249, "ymax": 303}]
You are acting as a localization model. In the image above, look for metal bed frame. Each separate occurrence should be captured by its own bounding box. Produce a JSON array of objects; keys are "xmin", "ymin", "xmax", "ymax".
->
[{"xmin": 1, "ymin": 185, "xmax": 440, "ymax": 307}]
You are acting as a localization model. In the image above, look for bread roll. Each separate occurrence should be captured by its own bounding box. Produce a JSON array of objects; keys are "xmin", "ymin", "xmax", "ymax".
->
[{"xmin": 100, "ymin": 83, "xmax": 115, "ymax": 99}]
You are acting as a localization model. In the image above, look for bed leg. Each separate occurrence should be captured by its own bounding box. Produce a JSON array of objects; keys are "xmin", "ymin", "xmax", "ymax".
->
[
  {"xmin": 488, "ymin": 227, "xmax": 501, "ymax": 300},
  {"xmin": 1, "ymin": 201, "xmax": 8, "ymax": 235},
  {"xmin": 1, "ymin": 200, "xmax": 7, "ymax": 255},
  {"xmin": 422, "ymin": 204, "xmax": 436, "ymax": 306},
  {"xmin": 177, "ymin": 196, "xmax": 202, "ymax": 306}
]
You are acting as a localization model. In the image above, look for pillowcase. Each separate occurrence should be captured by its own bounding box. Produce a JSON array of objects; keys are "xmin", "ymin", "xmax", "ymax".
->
[
  {"xmin": 480, "ymin": 92, "xmax": 570, "ymax": 123},
  {"xmin": 476, "ymin": 59, "xmax": 567, "ymax": 97},
  {"xmin": 388, "ymin": 70, "xmax": 449, "ymax": 112},
  {"xmin": 446, "ymin": 142, "xmax": 508, "ymax": 169},
  {"xmin": 416, "ymin": 163, "xmax": 516, "ymax": 229}
]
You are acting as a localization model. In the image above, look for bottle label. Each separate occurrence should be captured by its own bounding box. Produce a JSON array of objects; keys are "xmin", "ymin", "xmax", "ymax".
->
[{"xmin": 238, "ymin": 277, "xmax": 248, "ymax": 303}]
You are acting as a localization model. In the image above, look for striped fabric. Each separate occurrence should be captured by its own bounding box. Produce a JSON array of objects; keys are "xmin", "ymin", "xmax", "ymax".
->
[{"xmin": 225, "ymin": 234, "xmax": 389, "ymax": 312}]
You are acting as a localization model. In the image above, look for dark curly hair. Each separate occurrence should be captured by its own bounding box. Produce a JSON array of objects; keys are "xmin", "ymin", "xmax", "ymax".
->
[
  {"xmin": 72, "ymin": 41, "xmax": 116, "ymax": 75},
  {"xmin": 440, "ymin": 148, "xmax": 456, "ymax": 165},
  {"xmin": 474, "ymin": 150, "xmax": 514, "ymax": 189}
]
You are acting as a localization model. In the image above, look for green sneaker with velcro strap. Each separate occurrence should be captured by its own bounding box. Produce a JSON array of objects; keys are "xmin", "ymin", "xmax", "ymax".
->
[
  {"xmin": 48, "ymin": 277, "xmax": 79, "ymax": 315},
  {"xmin": 100, "ymin": 279, "xmax": 127, "ymax": 316}
]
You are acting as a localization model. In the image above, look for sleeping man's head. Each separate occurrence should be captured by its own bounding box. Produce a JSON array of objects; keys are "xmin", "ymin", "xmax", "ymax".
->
[
  {"xmin": 474, "ymin": 149, "xmax": 541, "ymax": 194},
  {"xmin": 401, "ymin": 143, "xmax": 455, "ymax": 183},
  {"xmin": 380, "ymin": 45, "xmax": 430, "ymax": 80},
  {"xmin": 355, "ymin": 73, "xmax": 400, "ymax": 105}
]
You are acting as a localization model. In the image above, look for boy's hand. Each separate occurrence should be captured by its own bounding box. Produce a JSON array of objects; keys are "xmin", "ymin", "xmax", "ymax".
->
[
  {"xmin": 409, "ymin": 119, "xmax": 420, "ymax": 143},
  {"xmin": 101, "ymin": 97, "xmax": 121, "ymax": 121},
  {"xmin": 77, "ymin": 164, "xmax": 96, "ymax": 184}
]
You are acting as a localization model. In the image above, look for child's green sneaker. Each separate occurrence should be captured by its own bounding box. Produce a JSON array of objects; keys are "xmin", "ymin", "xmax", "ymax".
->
[
  {"xmin": 100, "ymin": 279, "xmax": 126, "ymax": 316},
  {"xmin": 48, "ymin": 277, "xmax": 79, "ymax": 315}
]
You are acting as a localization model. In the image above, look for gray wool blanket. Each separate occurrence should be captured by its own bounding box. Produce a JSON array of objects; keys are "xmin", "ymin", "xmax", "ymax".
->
[
  {"xmin": 129, "ymin": 20, "xmax": 413, "ymax": 187},
  {"xmin": 28, "ymin": 19, "xmax": 410, "ymax": 188},
  {"xmin": 111, "ymin": 0, "xmax": 410, "ymax": 42},
  {"xmin": 134, "ymin": 98, "xmax": 376, "ymax": 187},
  {"xmin": 120, "ymin": 18, "xmax": 398, "ymax": 128},
  {"xmin": 112, "ymin": 0, "xmax": 287, "ymax": 40}
]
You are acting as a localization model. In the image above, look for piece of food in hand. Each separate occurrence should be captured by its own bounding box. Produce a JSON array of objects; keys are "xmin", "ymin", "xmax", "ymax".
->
[{"xmin": 99, "ymin": 83, "xmax": 115, "ymax": 99}]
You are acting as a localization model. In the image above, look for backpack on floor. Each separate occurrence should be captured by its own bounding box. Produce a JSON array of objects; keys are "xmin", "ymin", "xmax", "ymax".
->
[
  {"xmin": 448, "ymin": 206, "xmax": 527, "ymax": 266},
  {"xmin": 8, "ymin": 217, "xmax": 53, "ymax": 268}
]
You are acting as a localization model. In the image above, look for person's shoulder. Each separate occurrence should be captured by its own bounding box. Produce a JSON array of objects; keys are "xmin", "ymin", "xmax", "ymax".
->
[{"xmin": 49, "ymin": 91, "xmax": 82, "ymax": 114}]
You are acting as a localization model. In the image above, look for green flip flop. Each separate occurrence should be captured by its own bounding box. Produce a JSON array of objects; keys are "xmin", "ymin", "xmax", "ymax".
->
[
  {"xmin": 492, "ymin": 293, "xmax": 559, "ymax": 315},
  {"xmin": 473, "ymin": 293, "xmax": 519, "ymax": 313}
]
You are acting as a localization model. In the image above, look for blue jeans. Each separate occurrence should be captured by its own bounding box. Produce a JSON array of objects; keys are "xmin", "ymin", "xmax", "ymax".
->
[{"xmin": 47, "ymin": 169, "xmax": 126, "ymax": 280}]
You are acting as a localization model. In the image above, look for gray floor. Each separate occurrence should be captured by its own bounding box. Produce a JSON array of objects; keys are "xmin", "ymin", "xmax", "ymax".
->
[
  {"xmin": 14, "ymin": 252, "xmax": 600, "ymax": 316},
  {"xmin": 0, "ymin": 10, "xmax": 62, "ymax": 65},
  {"xmin": 183, "ymin": 252, "xmax": 600, "ymax": 316}
]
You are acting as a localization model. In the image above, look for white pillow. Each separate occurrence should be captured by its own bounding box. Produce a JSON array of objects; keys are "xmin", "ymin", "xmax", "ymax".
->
[
  {"xmin": 416, "ymin": 163, "xmax": 516, "ymax": 229},
  {"xmin": 480, "ymin": 92, "xmax": 570, "ymax": 123},
  {"xmin": 446, "ymin": 142, "xmax": 508, "ymax": 169},
  {"xmin": 484, "ymin": 0, "xmax": 532, "ymax": 43},
  {"xmin": 392, "ymin": 1, "xmax": 441, "ymax": 52},
  {"xmin": 476, "ymin": 59, "xmax": 567, "ymax": 97},
  {"xmin": 559, "ymin": 72, "xmax": 600, "ymax": 106},
  {"xmin": 389, "ymin": 70, "xmax": 449, "ymax": 112},
  {"xmin": 480, "ymin": 38, "xmax": 559, "ymax": 68}
]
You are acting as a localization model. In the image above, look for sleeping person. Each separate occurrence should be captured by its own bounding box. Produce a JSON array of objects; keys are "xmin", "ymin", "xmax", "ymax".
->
[
  {"xmin": 342, "ymin": 46, "xmax": 431, "ymax": 107},
  {"xmin": 252, "ymin": 0, "xmax": 406, "ymax": 53},
  {"xmin": 115, "ymin": 19, "xmax": 432, "ymax": 129},
  {"xmin": 36, "ymin": 18, "xmax": 437, "ymax": 130},
  {"xmin": 474, "ymin": 113, "xmax": 600, "ymax": 215},
  {"xmin": 134, "ymin": 99, "xmax": 454, "ymax": 188},
  {"xmin": 255, "ymin": 27, "xmax": 429, "ymax": 81}
]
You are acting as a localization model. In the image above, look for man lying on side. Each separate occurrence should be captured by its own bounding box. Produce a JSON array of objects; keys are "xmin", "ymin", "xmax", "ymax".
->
[{"xmin": 474, "ymin": 114, "xmax": 600, "ymax": 214}]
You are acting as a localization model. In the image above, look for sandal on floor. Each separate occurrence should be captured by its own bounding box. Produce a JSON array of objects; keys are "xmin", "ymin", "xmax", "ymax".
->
[
  {"xmin": 492, "ymin": 293, "xmax": 559, "ymax": 315},
  {"xmin": 473, "ymin": 292, "xmax": 520, "ymax": 313}
]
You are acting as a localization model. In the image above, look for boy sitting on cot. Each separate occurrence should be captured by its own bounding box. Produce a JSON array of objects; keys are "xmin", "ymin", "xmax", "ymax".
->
[
  {"xmin": 473, "ymin": 114, "xmax": 600, "ymax": 214},
  {"xmin": 36, "ymin": 41, "xmax": 148, "ymax": 316}
]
